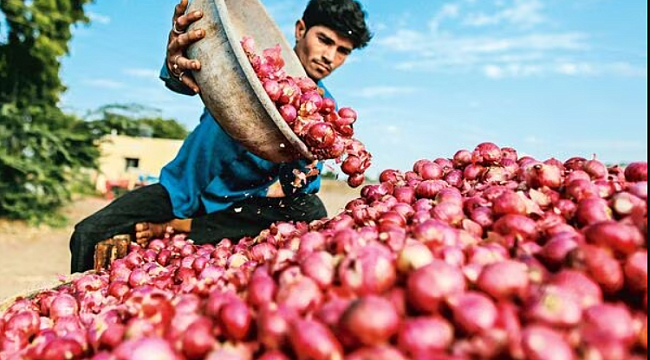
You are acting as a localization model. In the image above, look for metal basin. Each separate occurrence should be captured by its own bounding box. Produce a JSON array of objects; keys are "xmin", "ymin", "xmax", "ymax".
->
[{"xmin": 186, "ymin": 0, "xmax": 314, "ymax": 163}]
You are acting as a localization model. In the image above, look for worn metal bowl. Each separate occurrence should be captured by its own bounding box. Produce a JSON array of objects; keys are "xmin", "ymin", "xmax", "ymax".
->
[{"xmin": 186, "ymin": 0, "xmax": 314, "ymax": 163}]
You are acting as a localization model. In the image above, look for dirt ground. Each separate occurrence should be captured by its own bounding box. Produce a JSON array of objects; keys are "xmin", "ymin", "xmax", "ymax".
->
[{"xmin": 0, "ymin": 180, "xmax": 361, "ymax": 303}]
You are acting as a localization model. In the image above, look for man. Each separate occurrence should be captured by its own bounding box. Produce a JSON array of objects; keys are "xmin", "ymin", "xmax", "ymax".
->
[{"xmin": 69, "ymin": 0, "xmax": 372, "ymax": 273}]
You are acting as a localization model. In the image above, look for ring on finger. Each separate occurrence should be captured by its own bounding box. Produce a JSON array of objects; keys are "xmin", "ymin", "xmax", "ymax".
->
[
  {"xmin": 172, "ymin": 21, "xmax": 184, "ymax": 35},
  {"xmin": 178, "ymin": 71, "xmax": 185, "ymax": 82}
]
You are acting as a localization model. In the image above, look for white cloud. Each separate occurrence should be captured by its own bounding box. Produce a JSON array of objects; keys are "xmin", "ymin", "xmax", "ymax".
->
[
  {"xmin": 463, "ymin": 0, "xmax": 545, "ymax": 28},
  {"xmin": 373, "ymin": 1, "xmax": 647, "ymax": 79},
  {"xmin": 607, "ymin": 62, "xmax": 648, "ymax": 77},
  {"xmin": 483, "ymin": 63, "xmax": 543, "ymax": 79},
  {"xmin": 555, "ymin": 62, "xmax": 596, "ymax": 76},
  {"xmin": 428, "ymin": 3, "xmax": 461, "ymax": 33},
  {"xmin": 88, "ymin": 12, "xmax": 111, "ymax": 25},
  {"xmin": 353, "ymin": 86, "xmax": 419, "ymax": 98},
  {"xmin": 83, "ymin": 78, "xmax": 124, "ymax": 89},
  {"xmin": 484, "ymin": 65, "xmax": 504, "ymax": 79},
  {"xmin": 123, "ymin": 68, "xmax": 160, "ymax": 79},
  {"xmin": 554, "ymin": 61, "xmax": 647, "ymax": 77}
]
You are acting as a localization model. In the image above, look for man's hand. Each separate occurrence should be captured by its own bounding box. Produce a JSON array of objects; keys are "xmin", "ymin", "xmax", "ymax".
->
[
  {"xmin": 93, "ymin": 235, "xmax": 130, "ymax": 271},
  {"xmin": 167, "ymin": 0, "xmax": 205, "ymax": 93}
]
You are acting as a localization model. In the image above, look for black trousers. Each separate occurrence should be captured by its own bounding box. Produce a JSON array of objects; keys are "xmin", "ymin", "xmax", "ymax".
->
[{"xmin": 69, "ymin": 183, "xmax": 327, "ymax": 273}]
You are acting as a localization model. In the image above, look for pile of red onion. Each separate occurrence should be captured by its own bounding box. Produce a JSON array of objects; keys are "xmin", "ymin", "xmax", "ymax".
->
[
  {"xmin": 240, "ymin": 36, "xmax": 372, "ymax": 188},
  {"xmin": 1, "ymin": 142, "xmax": 647, "ymax": 360}
]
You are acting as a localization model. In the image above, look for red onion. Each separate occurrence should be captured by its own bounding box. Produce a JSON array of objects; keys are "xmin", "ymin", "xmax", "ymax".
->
[
  {"xmin": 582, "ymin": 303, "xmax": 636, "ymax": 345},
  {"xmin": 397, "ymin": 239, "xmax": 434, "ymax": 273},
  {"xmin": 257, "ymin": 304, "xmax": 296, "ymax": 350},
  {"xmin": 492, "ymin": 214, "xmax": 538, "ymax": 241},
  {"xmin": 492, "ymin": 190, "xmax": 527, "ymax": 216},
  {"xmin": 338, "ymin": 107, "xmax": 357, "ymax": 121},
  {"xmin": 522, "ymin": 325, "xmax": 575, "ymax": 360},
  {"xmin": 584, "ymin": 220, "xmax": 644, "ymax": 255},
  {"xmin": 624, "ymin": 250, "xmax": 648, "ymax": 292},
  {"xmin": 181, "ymin": 317, "xmax": 216, "ymax": 359},
  {"xmin": 257, "ymin": 351, "xmax": 292, "ymax": 360},
  {"xmin": 300, "ymin": 251, "xmax": 335, "ymax": 289},
  {"xmin": 565, "ymin": 178, "xmax": 600, "ymax": 202},
  {"xmin": 444, "ymin": 169, "xmax": 464, "ymax": 188},
  {"xmin": 565, "ymin": 156, "xmax": 588, "ymax": 171},
  {"xmin": 550, "ymin": 269, "xmax": 603, "ymax": 309},
  {"xmin": 453, "ymin": 149, "xmax": 473, "ymax": 167},
  {"xmin": 219, "ymin": 298, "xmax": 252, "ymax": 341},
  {"xmin": 338, "ymin": 242, "xmax": 396, "ymax": 295},
  {"xmin": 419, "ymin": 162, "xmax": 443, "ymax": 180},
  {"xmin": 49, "ymin": 294, "xmax": 79, "ymax": 321},
  {"xmin": 624, "ymin": 161, "xmax": 647, "ymax": 182},
  {"xmin": 583, "ymin": 159, "xmax": 608, "ymax": 179},
  {"xmin": 276, "ymin": 275, "xmax": 323, "ymax": 314},
  {"xmin": 247, "ymin": 269, "xmax": 276, "ymax": 308},
  {"xmin": 473, "ymin": 142, "xmax": 502, "ymax": 164},
  {"xmin": 538, "ymin": 232, "xmax": 581, "ymax": 270},
  {"xmin": 339, "ymin": 295, "xmax": 400, "ymax": 346},
  {"xmin": 525, "ymin": 285, "xmax": 583, "ymax": 327},
  {"xmin": 114, "ymin": 337, "xmax": 182, "ymax": 360},
  {"xmin": 611, "ymin": 191, "xmax": 645, "ymax": 216},
  {"xmin": 476, "ymin": 260, "xmax": 530, "ymax": 300},
  {"xmin": 406, "ymin": 260, "xmax": 466, "ymax": 313},
  {"xmin": 40, "ymin": 338, "xmax": 85, "ymax": 360},
  {"xmin": 398, "ymin": 316, "xmax": 454, "ymax": 355},
  {"xmin": 415, "ymin": 180, "xmax": 447, "ymax": 199},
  {"xmin": 345, "ymin": 345, "xmax": 409, "ymax": 360},
  {"xmin": 463, "ymin": 163, "xmax": 485, "ymax": 180},
  {"xmin": 627, "ymin": 181, "xmax": 647, "ymax": 200},
  {"xmin": 447, "ymin": 291, "xmax": 498, "ymax": 335},
  {"xmin": 289, "ymin": 319, "xmax": 343, "ymax": 360}
]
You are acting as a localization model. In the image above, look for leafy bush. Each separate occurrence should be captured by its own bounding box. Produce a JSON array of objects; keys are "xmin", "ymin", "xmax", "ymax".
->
[{"xmin": 0, "ymin": 103, "xmax": 101, "ymax": 224}]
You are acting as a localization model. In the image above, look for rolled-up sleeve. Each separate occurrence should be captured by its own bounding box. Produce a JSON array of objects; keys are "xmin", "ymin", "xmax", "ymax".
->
[{"xmin": 159, "ymin": 61, "xmax": 196, "ymax": 96}]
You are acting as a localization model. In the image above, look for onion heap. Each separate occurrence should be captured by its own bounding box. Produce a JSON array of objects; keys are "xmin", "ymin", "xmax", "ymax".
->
[
  {"xmin": 0, "ymin": 142, "xmax": 647, "ymax": 360},
  {"xmin": 240, "ymin": 36, "xmax": 372, "ymax": 188}
]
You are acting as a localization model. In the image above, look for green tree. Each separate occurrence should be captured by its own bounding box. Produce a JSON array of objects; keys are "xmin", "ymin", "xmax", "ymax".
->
[
  {"xmin": 86, "ymin": 103, "xmax": 189, "ymax": 140},
  {"xmin": 0, "ymin": 0, "xmax": 97, "ymax": 223},
  {"xmin": 0, "ymin": 0, "xmax": 92, "ymax": 107}
]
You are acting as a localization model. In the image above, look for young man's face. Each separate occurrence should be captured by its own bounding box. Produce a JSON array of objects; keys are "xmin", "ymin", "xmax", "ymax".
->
[{"xmin": 294, "ymin": 20, "xmax": 355, "ymax": 82}]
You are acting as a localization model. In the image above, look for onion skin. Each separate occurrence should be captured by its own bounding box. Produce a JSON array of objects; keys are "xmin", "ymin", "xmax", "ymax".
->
[
  {"xmin": 624, "ymin": 162, "xmax": 647, "ymax": 182},
  {"xmin": 522, "ymin": 325, "xmax": 576, "ymax": 360},
  {"xmin": 345, "ymin": 345, "xmax": 409, "ymax": 360},
  {"xmin": 447, "ymin": 291, "xmax": 498, "ymax": 335},
  {"xmin": 339, "ymin": 296, "xmax": 400, "ymax": 346},
  {"xmin": 476, "ymin": 260, "xmax": 530, "ymax": 300},
  {"xmin": 584, "ymin": 221, "xmax": 644, "ymax": 256},
  {"xmin": 406, "ymin": 260, "xmax": 466, "ymax": 313},
  {"xmin": 397, "ymin": 316, "xmax": 454, "ymax": 356},
  {"xmin": 550, "ymin": 270, "xmax": 603, "ymax": 309},
  {"xmin": 624, "ymin": 250, "xmax": 648, "ymax": 292},
  {"xmin": 181, "ymin": 317, "xmax": 216, "ymax": 360},
  {"xmin": 290, "ymin": 319, "xmax": 344, "ymax": 360},
  {"xmin": 582, "ymin": 303, "xmax": 636, "ymax": 345}
]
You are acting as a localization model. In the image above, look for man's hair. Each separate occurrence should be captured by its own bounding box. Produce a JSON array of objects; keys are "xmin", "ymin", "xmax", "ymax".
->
[{"xmin": 302, "ymin": 0, "xmax": 373, "ymax": 49}]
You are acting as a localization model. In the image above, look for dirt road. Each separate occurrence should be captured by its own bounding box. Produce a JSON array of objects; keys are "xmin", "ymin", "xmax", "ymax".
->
[{"xmin": 0, "ymin": 180, "xmax": 360, "ymax": 302}]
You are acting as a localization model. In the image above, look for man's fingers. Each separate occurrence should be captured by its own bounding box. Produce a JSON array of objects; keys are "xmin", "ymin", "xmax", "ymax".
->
[
  {"xmin": 171, "ymin": 29, "xmax": 205, "ymax": 52},
  {"xmin": 180, "ymin": 72, "xmax": 201, "ymax": 94},
  {"xmin": 175, "ymin": 9, "xmax": 203, "ymax": 32},
  {"xmin": 175, "ymin": 56, "xmax": 201, "ymax": 72},
  {"xmin": 173, "ymin": 0, "xmax": 190, "ymax": 23}
]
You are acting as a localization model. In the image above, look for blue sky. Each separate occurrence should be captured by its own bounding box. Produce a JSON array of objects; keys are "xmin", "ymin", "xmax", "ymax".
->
[{"xmin": 47, "ymin": 0, "xmax": 649, "ymax": 176}]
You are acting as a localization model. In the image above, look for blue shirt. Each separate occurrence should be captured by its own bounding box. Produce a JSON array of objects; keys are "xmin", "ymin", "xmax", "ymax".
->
[{"xmin": 158, "ymin": 65, "xmax": 327, "ymax": 218}]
